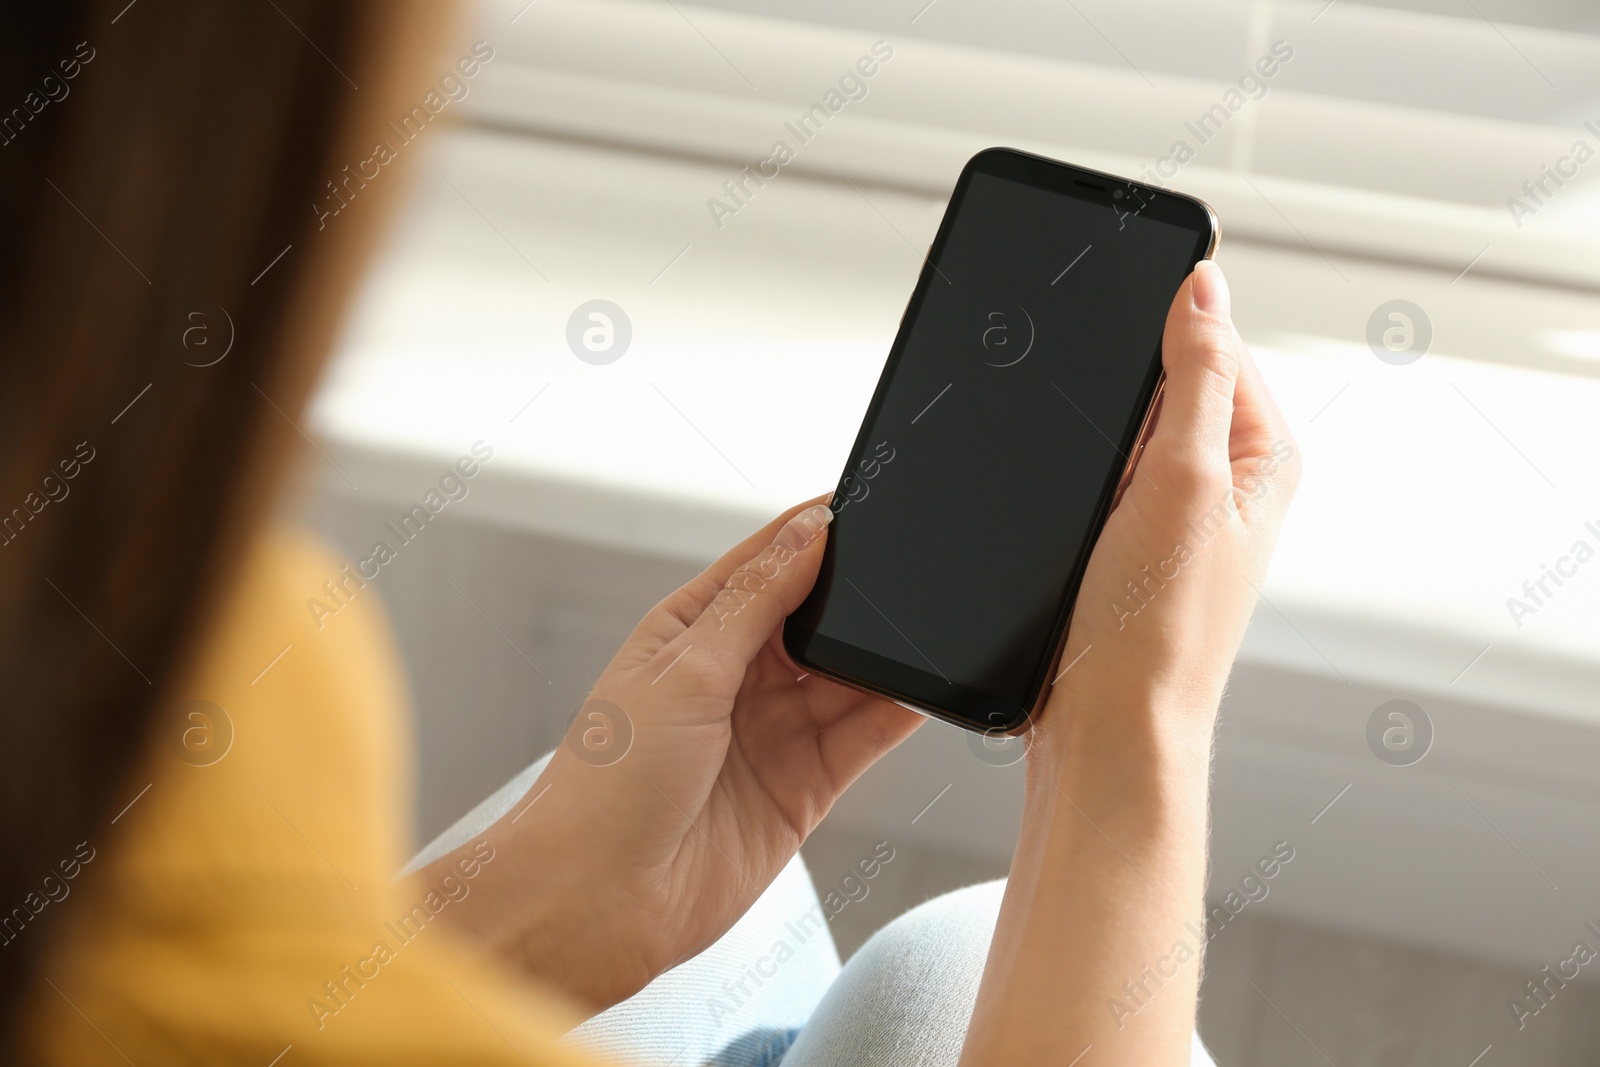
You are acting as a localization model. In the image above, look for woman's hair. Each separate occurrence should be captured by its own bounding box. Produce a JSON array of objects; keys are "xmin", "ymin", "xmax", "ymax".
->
[{"xmin": 0, "ymin": 0, "xmax": 446, "ymax": 1043}]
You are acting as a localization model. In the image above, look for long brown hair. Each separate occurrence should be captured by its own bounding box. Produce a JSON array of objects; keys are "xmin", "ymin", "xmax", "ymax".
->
[{"xmin": 0, "ymin": 0, "xmax": 448, "ymax": 1044}]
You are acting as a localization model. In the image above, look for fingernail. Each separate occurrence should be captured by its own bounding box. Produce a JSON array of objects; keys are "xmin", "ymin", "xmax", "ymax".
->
[
  {"xmin": 1192, "ymin": 260, "xmax": 1231, "ymax": 319},
  {"xmin": 774, "ymin": 504, "xmax": 833, "ymax": 552}
]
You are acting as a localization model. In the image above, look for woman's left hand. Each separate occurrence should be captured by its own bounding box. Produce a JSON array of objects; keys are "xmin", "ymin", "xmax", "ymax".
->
[{"xmin": 423, "ymin": 499, "xmax": 923, "ymax": 1011}]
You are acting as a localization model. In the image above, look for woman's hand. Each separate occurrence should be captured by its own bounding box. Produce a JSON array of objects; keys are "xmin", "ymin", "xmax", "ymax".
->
[
  {"xmin": 425, "ymin": 500, "xmax": 923, "ymax": 1011},
  {"xmin": 962, "ymin": 261, "xmax": 1300, "ymax": 1067},
  {"xmin": 1042, "ymin": 258, "xmax": 1300, "ymax": 748}
]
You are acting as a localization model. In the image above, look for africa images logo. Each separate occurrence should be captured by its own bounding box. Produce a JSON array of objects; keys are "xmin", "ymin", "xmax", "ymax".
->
[{"xmin": 980, "ymin": 306, "xmax": 1034, "ymax": 367}]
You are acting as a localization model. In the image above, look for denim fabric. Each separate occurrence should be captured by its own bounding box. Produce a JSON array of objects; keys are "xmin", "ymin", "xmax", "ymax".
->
[
  {"xmin": 408, "ymin": 757, "xmax": 1216, "ymax": 1067},
  {"xmin": 707, "ymin": 1026, "xmax": 800, "ymax": 1067},
  {"xmin": 780, "ymin": 880, "xmax": 1217, "ymax": 1067}
]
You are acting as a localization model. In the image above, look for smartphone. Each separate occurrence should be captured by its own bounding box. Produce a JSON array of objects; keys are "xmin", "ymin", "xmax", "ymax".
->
[{"xmin": 783, "ymin": 147, "xmax": 1218, "ymax": 737}]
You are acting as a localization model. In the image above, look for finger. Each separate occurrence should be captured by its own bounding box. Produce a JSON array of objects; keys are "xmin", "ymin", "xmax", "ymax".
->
[
  {"xmin": 651, "ymin": 494, "xmax": 831, "ymax": 632},
  {"xmin": 1229, "ymin": 344, "xmax": 1302, "ymax": 525},
  {"xmin": 1144, "ymin": 260, "xmax": 1241, "ymax": 477},
  {"xmin": 678, "ymin": 504, "xmax": 834, "ymax": 667},
  {"xmin": 778, "ymin": 648, "xmax": 894, "ymax": 726},
  {"xmin": 818, "ymin": 697, "xmax": 925, "ymax": 789},
  {"xmin": 1230, "ymin": 342, "xmax": 1296, "ymax": 470}
]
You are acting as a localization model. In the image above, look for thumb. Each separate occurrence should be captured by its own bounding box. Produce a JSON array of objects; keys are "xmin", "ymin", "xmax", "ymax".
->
[
  {"xmin": 1145, "ymin": 260, "xmax": 1242, "ymax": 476},
  {"xmin": 681, "ymin": 503, "xmax": 834, "ymax": 665}
]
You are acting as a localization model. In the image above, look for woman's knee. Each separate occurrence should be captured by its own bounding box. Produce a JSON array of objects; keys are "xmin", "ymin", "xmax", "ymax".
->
[
  {"xmin": 778, "ymin": 880, "xmax": 1008, "ymax": 1067},
  {"xmin": 832, "ymin": 879, "xmax": 1008, "ymax": 1015},
  {"xmin": 859, "ymin": 879, "xmax": 1007, "ymax": 970}
]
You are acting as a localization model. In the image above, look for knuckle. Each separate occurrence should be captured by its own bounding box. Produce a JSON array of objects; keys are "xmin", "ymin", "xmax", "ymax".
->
[
  {"xmin": 722, "ymin": 565, "xmax": 767, "ymax": 601},
  {"xmin": 750, "ymin": 543, "xmax": 794, "ymax": 575},
  {"xmin": 671, "ymin": 653, "xmax": 724, "ymax": 689},
  {"xmin": 653, "ymin": 587, "xmax": 703, "ymax": 628},
  {"xmin": 724, "ymin": 546, "xmax": 792, "ymax": 594},
  {"xmin": 1156, "ymin": 452, "xmax": 1229, "ymax": 500},
  {"xmin": 680, "ymin": 573, "xmax": 723, "ymax": 607},
  {"xmin": 1182, "ymin": 320, "xmax": 1241, "ymax": 388}
]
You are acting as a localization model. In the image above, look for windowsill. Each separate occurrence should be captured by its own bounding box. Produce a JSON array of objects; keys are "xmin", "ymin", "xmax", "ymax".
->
[{"xmin": 315, "ymin": 126, "xmax": 1600, "ymax": 722}]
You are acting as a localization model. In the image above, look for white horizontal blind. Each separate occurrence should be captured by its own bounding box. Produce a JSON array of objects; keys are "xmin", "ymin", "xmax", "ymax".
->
[{"xmin": 467, "ymin": 0, "xmax": 1600, "ymax": 291}]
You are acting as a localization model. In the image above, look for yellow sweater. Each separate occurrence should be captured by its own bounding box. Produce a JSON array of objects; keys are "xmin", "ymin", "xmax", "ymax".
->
[{"xmin": 22, "ymin": 529, "xmax": 598, "ymax": 1065}]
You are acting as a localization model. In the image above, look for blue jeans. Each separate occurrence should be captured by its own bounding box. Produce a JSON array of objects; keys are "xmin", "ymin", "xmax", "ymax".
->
[{"xmin": 406, "ymin": 756, "xmax": 1217, "ymax": 1067}]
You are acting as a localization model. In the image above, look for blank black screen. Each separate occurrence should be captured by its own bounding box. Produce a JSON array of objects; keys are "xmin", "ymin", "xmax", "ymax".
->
[{"xmin": 790, "ymin": 163, "xmax": 1204, "ymax": 720}]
